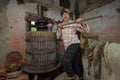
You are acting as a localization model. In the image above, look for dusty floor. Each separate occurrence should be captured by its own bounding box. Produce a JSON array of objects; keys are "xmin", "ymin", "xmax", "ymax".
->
[{"xmin": 55, "ymin": 72, "xmax": 79, "ymax": 80}]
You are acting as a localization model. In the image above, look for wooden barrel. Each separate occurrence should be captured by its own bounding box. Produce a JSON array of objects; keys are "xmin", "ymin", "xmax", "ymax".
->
[
  {"xmin": 22, "ymin": 31, "xmax": 60, "ymax": 73},
  {"xmin": 57, "ymin": 41, "xmax": 65, "ymax": 58}
]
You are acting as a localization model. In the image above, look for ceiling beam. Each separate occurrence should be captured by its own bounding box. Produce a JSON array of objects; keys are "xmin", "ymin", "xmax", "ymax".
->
[{"xmin": 23, "ymin": 0, "xmax": 63, "ymax": 10}]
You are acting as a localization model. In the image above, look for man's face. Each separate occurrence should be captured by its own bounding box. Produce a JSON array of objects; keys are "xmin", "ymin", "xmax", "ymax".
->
[{"xmin": 62, "ymin": 12, "xmax": 70, "ymax": 22}]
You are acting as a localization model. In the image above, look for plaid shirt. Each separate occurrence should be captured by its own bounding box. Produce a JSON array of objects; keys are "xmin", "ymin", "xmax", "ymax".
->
[{"xmin": 57, "ymin": 20, "xmax": 90, "ymax": 50}]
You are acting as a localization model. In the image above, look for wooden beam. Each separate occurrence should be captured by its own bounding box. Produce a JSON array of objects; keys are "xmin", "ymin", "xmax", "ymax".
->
[{"xmin": 23, "ymin": 0, "xmax": 63, "ymax": 10}]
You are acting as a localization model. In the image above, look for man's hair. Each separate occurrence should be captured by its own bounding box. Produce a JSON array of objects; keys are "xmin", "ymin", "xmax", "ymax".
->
[{"xmin": 60, "ymin": 9, "xmax": 72, "ymax": 17}]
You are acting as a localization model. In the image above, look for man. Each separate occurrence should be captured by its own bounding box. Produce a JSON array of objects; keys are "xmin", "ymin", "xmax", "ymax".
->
[{"xmin": 57, "ymin": 9, "xmax": 90, "ymax": 80}]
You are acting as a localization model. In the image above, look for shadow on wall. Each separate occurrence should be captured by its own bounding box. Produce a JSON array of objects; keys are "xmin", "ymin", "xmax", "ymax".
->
[{"xmin": 0, "ymin": 0, "xmax": 9, "ymax": 12}]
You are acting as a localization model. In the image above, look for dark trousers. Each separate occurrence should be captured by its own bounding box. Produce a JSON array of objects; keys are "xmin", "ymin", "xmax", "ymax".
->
[{"xmin": 60, "ymin": 43, "xmax": 84, "ymax": 77}]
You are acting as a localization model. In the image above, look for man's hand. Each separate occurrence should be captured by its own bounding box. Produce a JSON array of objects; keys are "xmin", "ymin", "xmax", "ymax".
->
[
  {"xmin": 57, "ymin": 23, "xmax": 63, "ymax": 29},
  {"xmin": 75, "ymin": 18, "xmax": 83, "ymax": 24},
  {"xmin": 76, "ymin": 18, "xmax": 87, "ymax": 28}
]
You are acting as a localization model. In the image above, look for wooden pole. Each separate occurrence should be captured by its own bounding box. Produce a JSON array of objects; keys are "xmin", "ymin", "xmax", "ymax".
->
[
  {"xmin": 61, "ymin": 15, "xmax": 103, "ymax": 26},
  {"xmin": 82, "ymin": 15, "xmax": 103, "ymax": 21}
]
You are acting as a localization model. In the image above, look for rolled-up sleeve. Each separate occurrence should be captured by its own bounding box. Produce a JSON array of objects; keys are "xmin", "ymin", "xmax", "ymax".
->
[
  {"xmin": 76, "ymin": 23, "xmax": 90, "ymax": 33},
  {"xmin": 56, "ymin": 30, "xmax": 62, "ymax": 40},
  {"xmin": 84, "ymin": 24, "xmax": 90, "ymax": 33}
]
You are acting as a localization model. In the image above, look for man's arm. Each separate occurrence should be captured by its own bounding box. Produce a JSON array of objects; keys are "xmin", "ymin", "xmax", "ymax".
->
[
  {"xmin": 75, "ymin": 18, "xmax": 90, "ymax": 33},
  {"xmin": 56, "ymin": 23, "xmax": 62, "ymax": 40}
]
